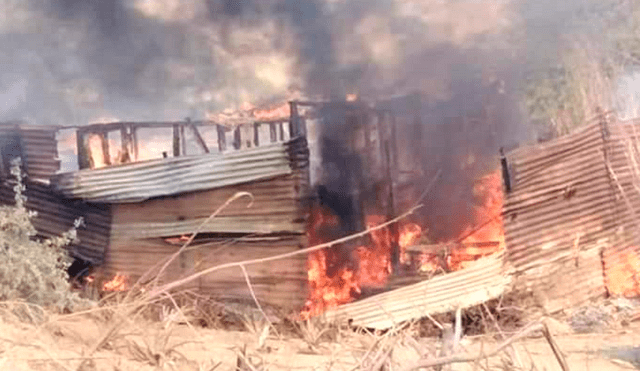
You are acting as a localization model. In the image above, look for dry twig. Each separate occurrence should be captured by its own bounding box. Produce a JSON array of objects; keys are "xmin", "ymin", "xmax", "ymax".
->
[{"xmin": 400, "ymin": 320, "xmax": 571, "ymax": 371}]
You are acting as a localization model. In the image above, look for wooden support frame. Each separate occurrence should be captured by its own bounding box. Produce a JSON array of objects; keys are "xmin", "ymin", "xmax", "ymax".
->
[{"xmin": 216, "ymin": 125, "xmax": 227, "ymax": 152}]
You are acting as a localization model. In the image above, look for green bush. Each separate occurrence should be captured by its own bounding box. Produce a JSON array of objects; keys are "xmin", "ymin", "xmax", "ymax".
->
[{"xmin": 0, "ymin": 158, "xmax": 83, "ymax": 311}]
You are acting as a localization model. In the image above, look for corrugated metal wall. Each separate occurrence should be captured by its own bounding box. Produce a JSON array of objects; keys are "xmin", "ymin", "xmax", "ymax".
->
[
  {"xmin": 600, "ymin": 119, "xmax": 640, "ymax": 296},
  {"xmin": 0, "ymin": 181, "xmax": 111, "ymax": 264},
  {"xmin": 503, "ymin": 121, "xmax": 612, "ymax": 312},
  {"xmin": 503, "ymin": 117, "xmax": 640, "ymax": 312},
  {"xmin": 0, "ymin": 125, "xmax": 111, "ymax": 264},
  {"xmin": 0, "ymin": 125, "xmax": 61, "ymax": 182},
  {"xmin": 103, "ymin": 136, "xmax": 310, "ymax": 309}
]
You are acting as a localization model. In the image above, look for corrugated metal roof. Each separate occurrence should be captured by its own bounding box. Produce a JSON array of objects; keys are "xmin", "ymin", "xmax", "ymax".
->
[
  {"xmin": 51, "ymin": 139, "xmax": 306, "ymax": 203},
  {"xmin": 0, "ymin": 181, "xmax": 111, "ymax": 264},
  {"xmin": 324, "ymin": 252, "xmax": 510, "ymax": 329}
]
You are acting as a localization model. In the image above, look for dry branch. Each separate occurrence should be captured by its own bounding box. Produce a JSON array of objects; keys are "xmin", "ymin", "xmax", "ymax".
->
[{"xmin": 400, "ymin": 320, "xmax": 571, "ymax": 371}]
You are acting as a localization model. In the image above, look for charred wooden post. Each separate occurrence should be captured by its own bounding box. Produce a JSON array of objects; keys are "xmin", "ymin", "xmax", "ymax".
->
[
  {"xmin": 172, "ymin": 124, "xmax": 180, "ymax": 157},
  {"xmin": 500, "ymin": 147, "xmax": 511, "ymax": 193},
  {"xmin": 180, "ymin": 123, "xmax": 187, "ymax": 156},
  {"xmin": 99, "ymin": 131, "xmax": 110, "ymax": 167},
  {"xmin": 216, "ymin": 124, "xmax": 226, "ymax": 152},
  {"xmin": 76, "ymin": 128, "xmax": 91, "ymax": 170},
  {"xmin": 189, "ymin": 122, "xmax": 209, "ymax": 154},
  {"xmin": 120, "ymin": 125, "xmax": 131, "ymax": 163},
  {"xmin": 253, "ymin": 122, "xmax": 260, "ymax": 147},
  {"xmin": 269, "ymin": 123, "xmax": 277, "ymax": 143},
  {"xmin": 233, "ymin": 126, "xmax": 241, "ymax": 150},
  {"xmin": 289, "ymin": 101, "xmax": 299, "ymax": 138},
  {"xmin": 131, "ymin": 125, "xmax": 139, "ymax": 161}
]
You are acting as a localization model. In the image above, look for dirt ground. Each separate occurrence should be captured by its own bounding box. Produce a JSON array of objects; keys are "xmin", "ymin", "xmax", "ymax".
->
[{"xmin": 0, "ymin": 302, "xmax": 639, "ymax": 371}]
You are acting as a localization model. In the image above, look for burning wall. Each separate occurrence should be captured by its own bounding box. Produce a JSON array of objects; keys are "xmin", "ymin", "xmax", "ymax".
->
[{"xmin": 503, "ymin": 116, "xmax": 640, "ymax": 313}]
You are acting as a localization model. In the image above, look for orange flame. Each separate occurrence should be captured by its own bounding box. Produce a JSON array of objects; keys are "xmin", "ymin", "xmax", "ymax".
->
[
  {"xmin": 604, "ymin": 247, "xmax": 640, "ymax": 297},
  {"xmin": 254, "ymin": 102, "xmax": 291, "ymax": 121},
  {"xmin": 102, "ymin": 274, "xmax": 129, "ymax": 292},
  {"xmin": 398, "ymin": 223, "xmax": 422, "ymax": 264},
  {"xmin": 346, "ymin": 93, "xmax": 358, "ymax": 102},
  {"xmin": 302, "ymin": 168, "xmax": 505, "ymax": 318},
  {"xmin": 449, "ymin": 170, "xmax": 504, "ymax": 271}
]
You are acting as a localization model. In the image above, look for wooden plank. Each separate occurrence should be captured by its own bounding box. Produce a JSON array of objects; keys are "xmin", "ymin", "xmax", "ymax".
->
[
  {"xmin": 254, "ymin": 122, "xmax": 260, "ymax": 147},
  {"xmin": 269, "ymin": 123, "xmax": 277, "ymax": 143},
  {"xmin": 189, "ymin": 123, "xmax": 210, "ymax": 153},
  {"xmin": 233, "ymin": 126, "xmax": 241, "ymax": 150},
  {"xmin": 217, "ymin": 125, "xmax": 227, "ymax": 152},
  {"xmin": 76, "ymin": 129, "xmax": 90, "ymax": 170},
  {"xmin": 172, "ymin": 124, "xmax": 180, "ymax": 157}
]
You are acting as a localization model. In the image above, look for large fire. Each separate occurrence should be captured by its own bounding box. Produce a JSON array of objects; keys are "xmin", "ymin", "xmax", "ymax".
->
[{"xmin": 302, "ymin": 169, "xmax": 505, "ymax": 318}]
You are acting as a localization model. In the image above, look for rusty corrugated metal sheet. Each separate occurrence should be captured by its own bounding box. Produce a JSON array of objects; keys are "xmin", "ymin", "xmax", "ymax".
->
[
  {"xmin": 110, "ymin": 172, "xmax": 308, "ymax": 237},
  {"xmin": 102, "ymin": 136, "xmax": 310, "ymax": 308},
  {"xmin": 104, "ymin": 235, "xmax": 307, "ymax": 308},
  {"xmin": 0, "ymin": 181, "xmax": 111, "ymax": 264},
  {"xmin": 503, "ymin": 120, "xmax": 615, "ymax": 312},
  {"xmin": 0, "ymin": 124, "xmax": 61, "ymax": 182},
  {"xmin": 324, "ymin": 252, "xmax": 510, "ymax": 329},
  {"xmin": 599, "ymin": 119, "xmax": 640, "ymax": 296},
  {"xmin": 51, "ymin": 138, "xmax": 308, "ymax": 203}
]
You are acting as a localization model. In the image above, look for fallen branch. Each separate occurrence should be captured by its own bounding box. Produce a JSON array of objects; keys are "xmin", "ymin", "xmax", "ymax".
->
[{"xmin": 400, "ymin": 320, "xmax": 570, "ymax": 371}]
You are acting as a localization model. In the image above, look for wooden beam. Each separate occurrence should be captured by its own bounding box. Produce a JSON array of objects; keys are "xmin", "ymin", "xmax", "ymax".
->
[
  {"xmin": 172, "ymin": 124, "xmax": 180, "ymax": 157},
  {"xmin": 120, "ymin": 126, "xmax": 130, "ymax": 163},
  {"xmin": 100, "ymin": 131, "xmax": 110, "ymax": 166},
  {"xmin": 76, "ymin": 129, "xmax": 90, "ymax": 170},
  {"xmin": 253, "ymin": 122, "xmax": 260, "ymax": 147},
  {"xmin": 289, "ymin": 101, "xmax": 299, "ymax": 138},
  {"xmin": 180, "ymin": 124, "xmax": 186, "ymax": 156},
  {"xmin": 233, "ymin": 126, "xmax": 241, "ymax": 150},
  {"xmin": 217, "ymin": 125, "xmax": 226, "ymax": 152},
  {"xmin": 189, "ymin": 123, "xmax": 209, "ymax": 153},
  {"xmin": 131, "ymin": 125, "xmax": 139, "ymax": 161}
]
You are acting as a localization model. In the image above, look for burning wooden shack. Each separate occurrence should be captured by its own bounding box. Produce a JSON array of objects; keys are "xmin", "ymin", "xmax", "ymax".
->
[
  {"xmin": 0, "ymin": 96, "xmax": 516, "ymax": 323},
  {"xmin": 0, "ymin": 115, "xmax": 310, "ymax": 308}
]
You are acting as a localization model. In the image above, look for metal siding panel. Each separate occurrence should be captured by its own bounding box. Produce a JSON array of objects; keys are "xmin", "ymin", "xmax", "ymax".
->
[
  {"xmin": 503, "ymin": 121, "xmax": 611, "ymax": 311},
  {"xmin": 51, "ymin": 138, "xmax": 307, "ymax": 203}
]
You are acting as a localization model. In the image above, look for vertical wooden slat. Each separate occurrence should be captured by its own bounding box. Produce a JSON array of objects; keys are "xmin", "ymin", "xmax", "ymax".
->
[
  {"xmin": 269, "ymin": 123, "xmax": 277, "ymax": 143},
  {"xmin": 172, "ymin": 124, "xmax": 180, "ymax": 157},
  {"xmin": 233, "ymin": 126, "xmax": 241, "ymax": 150},
  {"xmin": 289, "ymin": 102, "xmax": 299, "ymax": 138},
  {"xmin": 76, "ymin": 129, "xmax": 90, "ymax": 170},
  {"xmin": 253, "ymin": 122, "xmax": 260, "ymax": 147},
  {"xmin": 120, "ymin": 125, "xmax": 130, "ymax": 163},
  {"xmin": 216, "ymin": 125, "xmax": 227, "ymax": 152},
  {"xmin": 189, "ymin": 124, "xmax": 210, "ymax": 153},
  {"xmin": 180, "ymin": 124, "xmax": 187, "ymax": 156},
  {"xmin": 131, "ymin": 125, "xmax": 139, "ymax": 161},
  {"xmin": 100, "ymin": 131, "xmax": 110, "ymax": 166}
]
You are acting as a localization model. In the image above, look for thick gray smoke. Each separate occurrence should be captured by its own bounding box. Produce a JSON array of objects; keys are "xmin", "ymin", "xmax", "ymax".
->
[{"xmin": 0, "ymin": 0, "xmax": 630, "ymax": 249}]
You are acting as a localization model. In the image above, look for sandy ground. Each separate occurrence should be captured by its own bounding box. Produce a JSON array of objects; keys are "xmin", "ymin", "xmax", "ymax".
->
[{"xmin": 0, "ymin": 309, "xmax": 639, "ymax": 371}]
